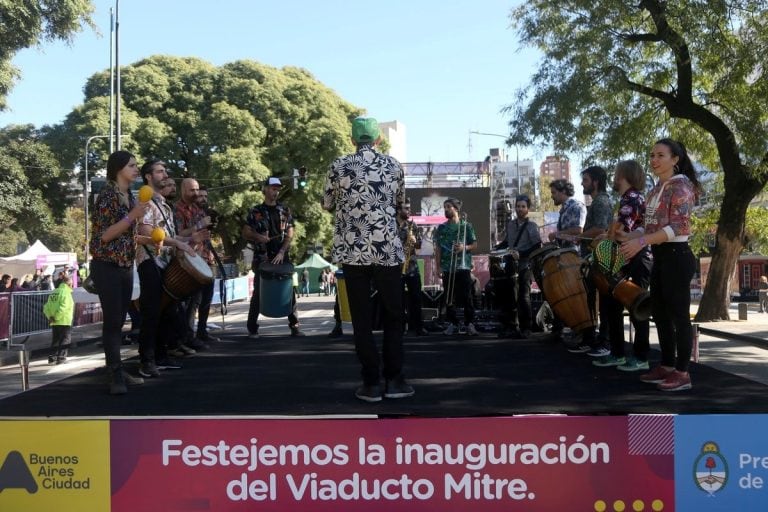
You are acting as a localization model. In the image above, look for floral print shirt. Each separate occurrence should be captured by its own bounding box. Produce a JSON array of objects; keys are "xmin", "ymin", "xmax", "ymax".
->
[
  {"xmin": 89, "ymin": 180, "xmax": 136, "ymax": 267},
  {"xmin": 644, "ymin": 174, "xmax": 695, "ymax": 240},
  {"xmin": 245, "ymin": 202, "xmax": 294, "ymax": 263},
  {"xmin": 557, "ymin": 197, "xmax": 586, "ymax": 249},
  {"xmin": 323, "ymin": 144, "xmax": 405, "ymax": 266},
  {"xmin": 136, "ymin": 194, "xmax": 176, "ymax": 268},
  {"xmin": 617, "ymin": 188, "xmax": 645, "ymax": 233}
]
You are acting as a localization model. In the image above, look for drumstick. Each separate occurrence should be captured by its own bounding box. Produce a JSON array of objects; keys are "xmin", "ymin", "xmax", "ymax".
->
[{"xmin": 555, "ymin": 233, "xmax": 594, "ymax": 242}]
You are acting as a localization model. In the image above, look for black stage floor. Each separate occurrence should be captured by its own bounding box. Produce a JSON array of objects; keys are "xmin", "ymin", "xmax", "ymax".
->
[{"xmin": 2, "ymin": 330, "xmax": 766, "ymax": 418}]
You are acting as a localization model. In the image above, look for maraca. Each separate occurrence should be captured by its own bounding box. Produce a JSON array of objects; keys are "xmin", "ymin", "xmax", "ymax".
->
[
  {"xmin": 138, "ymin": 185, "xmax": 154, "ymax": 203},
  {"xmin": 150, "ymin": 227, "xmax": 166, "ymax": 243}
]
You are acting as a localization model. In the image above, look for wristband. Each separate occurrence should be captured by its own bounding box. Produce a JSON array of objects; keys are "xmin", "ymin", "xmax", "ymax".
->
[
  {"xmin": 639, "ymin": 237, "xmax": 647, "ymax": 247},
  {"xmin": 122, "ymin": 216, "xmax": 131, "ymax": 226}
]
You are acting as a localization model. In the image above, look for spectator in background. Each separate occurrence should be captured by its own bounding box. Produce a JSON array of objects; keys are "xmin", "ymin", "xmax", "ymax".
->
[
  {"xmin": 43, "ymin": 273, "xmax": 74, "ymax": 364},
  {"xmin": 0, "ymin": 274, "xmax": 11, "ymax": 292},
  {"xmin": 758, "ymin": 275, "xmax": 768, "ymax": 313}
]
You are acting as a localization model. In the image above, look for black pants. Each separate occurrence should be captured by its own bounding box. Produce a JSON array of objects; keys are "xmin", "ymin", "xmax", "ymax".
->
[
  {"xmin": 605, "ymin": 250, "xmax": 651, "ymax": 359},
  {"xmin": 500, "ymin": 266, "xmax": 534, "ymax": 331},
  {"xmin": 442, "ymin": 269, "xmax": 474, "ymax": 325},
  {"xmin": 247, "ymin": 261, "xmax": 298, "ymax": 333},
  {"xmin": 186, "ymin": 279, "xmax": 215, "ymax": 336},
  {"xmin": 50, "ymin": 325, "xmax": 71, "ymax": 358},
  {"xmin": 91, "ymin": 260, "xmax": 133, "ymax": 369},
  {"xmin": 402, "ymin": 272, "xmax": 423, "ymax": 332},
  {"xmin": 138, "ymin": 259, "xmax": 179, "ymax": 363},
  {"xmin": 651, "ymin": 243, "xmax": 696, "ymax": 372},
  {"xmin": 344, "ymin": 264, "xmax": 404, "ymax": 386}
]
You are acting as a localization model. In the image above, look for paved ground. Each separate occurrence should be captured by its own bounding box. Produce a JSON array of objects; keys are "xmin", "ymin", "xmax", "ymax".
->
[{"xmin": 0, "ymin": 295, "xmax": 766, "ymax": 414}]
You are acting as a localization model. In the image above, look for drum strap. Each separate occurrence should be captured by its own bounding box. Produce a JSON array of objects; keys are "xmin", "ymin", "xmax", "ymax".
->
[
  {"xmin": 512, "ymin": 220, "xmax": 529, "ymax": 248},
  {"xmin": 208, "ymin": 242, "xmax": 228, "ymax": 316}
]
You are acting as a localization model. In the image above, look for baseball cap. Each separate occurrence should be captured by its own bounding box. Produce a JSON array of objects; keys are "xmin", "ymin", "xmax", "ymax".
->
[
  {"xmin": 351, "ymin": 117, "xmax": 380, "ymax": 143},
  {"xmin": 265, "ymin": 176, "xmax": 283, "ymax": 187}
]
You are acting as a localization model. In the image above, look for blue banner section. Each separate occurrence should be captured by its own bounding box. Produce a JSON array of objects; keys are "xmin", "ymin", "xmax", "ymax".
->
[
  {"xmin": 675, "ymin": 415, "xmax": 768, "ymax": 511},
  {"xmin": 211, "ymin": 276, "xmax": 250, "ymax": 305}
]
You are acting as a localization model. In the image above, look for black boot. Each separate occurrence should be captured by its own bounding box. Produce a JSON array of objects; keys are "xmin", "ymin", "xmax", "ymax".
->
[
  {"xmin": 109, "ymin": 366, "xmax": 127, "ymax": 395},
  {"xmin": 328, "ymin": 323, "xmax": 343, "ymax": 338}
]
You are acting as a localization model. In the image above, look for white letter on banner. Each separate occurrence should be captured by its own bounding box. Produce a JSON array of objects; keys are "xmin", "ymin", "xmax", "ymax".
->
[{"xmin": 162, "ymin": 440, "xmax": 182, "ymax": 466}]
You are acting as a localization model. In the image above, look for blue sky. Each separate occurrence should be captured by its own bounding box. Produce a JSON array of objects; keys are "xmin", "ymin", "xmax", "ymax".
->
[{"xmin": 0, "ymin": 0, "xmax": 540, "ymax": 164}]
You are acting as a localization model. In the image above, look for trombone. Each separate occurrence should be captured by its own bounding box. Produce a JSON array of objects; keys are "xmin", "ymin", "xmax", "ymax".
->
[{"xmin": 445, "ymin": 213, "xmax": 470, "ymax": 308}]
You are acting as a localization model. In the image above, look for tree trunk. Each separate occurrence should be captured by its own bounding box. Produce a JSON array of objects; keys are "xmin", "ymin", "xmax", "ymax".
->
[{"xmin": 695, "ymin": 166, "xmax": 764, "ymax": 321}]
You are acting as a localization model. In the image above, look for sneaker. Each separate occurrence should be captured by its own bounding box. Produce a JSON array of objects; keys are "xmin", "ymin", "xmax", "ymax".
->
[
  {"xmin": 188, "ymin": 338, "xmax": 210, "ymax": 351},
  {"xmin": 109, "ymin": 369, "xmax": 127, "ymax": 395},
  {"xmin": 121, "ymin": 370, "xmax": 145, "ymax": 386},
  {"xmin": 465, "ymin": 323, "xmax": 478, "ymax": 336},
  {"xmin": 247, "ymin": 332, "xmax": 260, "ymax": 340},
  {"xmin": 384, "ymin": 376, "xmax": 415, "ymax": 399},
  {"xmin": 156, "ymin": 357, "xmax": 183, "ymax": 370},
  {"xmin": 567, "ymin": 343, "xmax": 592, "ymax": 354},
  {"xmin": 167, "ymin": 347, "xmax": 188, "ymax": 358},
  {"xmin": 640, "ymin": 365, "xmax": 674, "ymax": 384},
  {"xmin": 592, "ymin": 355, "xmax": 626, "ymax": 367},
  {"xmin": 587, "ymin": 346, "xmax": 611, "ymax": 358},
  {"xmin": 291, "ymin": 327, "xmax": 306, "ymax": 337},
  {"xmin": 657, "ymin": 370, "xmax": 692, "ymax": 391},
  {"xmin": 355, "ymin": 384, "xmax": 383, "ymax": 403},
  {"xmin": 196, "ymin": 332, "xmax": 220, "ymax": 343},
  {"xmin": 443, "ymin": 324, "xmax": 458, "ymax": 335},
  {"xmin": 328, "ymin": 324, "xmax": 344, "ymax": 338},
  {"xmin": 617, "ymin": 357, "xmax": 650, "ymax": 372},
  {"xmin": 138, "ymin": 362, "xmax": 160, "ymax": 378}
]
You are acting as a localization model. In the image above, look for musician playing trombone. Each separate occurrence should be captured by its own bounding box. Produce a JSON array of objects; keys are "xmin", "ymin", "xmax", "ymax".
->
[{"xmin": 434, "ymin": 198, "xmax": 478, "ymax": 335}]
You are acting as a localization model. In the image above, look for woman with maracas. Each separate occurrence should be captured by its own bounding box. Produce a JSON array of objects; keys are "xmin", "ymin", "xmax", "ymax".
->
[{"xmin": 88, "ymin": 150, "xmax": 151, "ymax": 395}]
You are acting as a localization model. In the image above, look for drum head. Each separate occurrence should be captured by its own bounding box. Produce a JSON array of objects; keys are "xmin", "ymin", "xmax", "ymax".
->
[
  {"xmin": 260, "ymin": 262, "xmax": 295, "ymax": 278},
  {"xmin": 178, "ymin": 251, "xmax": 214, "ymax": 282}
]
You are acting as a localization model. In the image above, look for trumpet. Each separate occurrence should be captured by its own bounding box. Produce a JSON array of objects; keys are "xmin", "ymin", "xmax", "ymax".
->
[{"xmin": 445, "ymin": 213, "xmax": 470, "ymax": 308}]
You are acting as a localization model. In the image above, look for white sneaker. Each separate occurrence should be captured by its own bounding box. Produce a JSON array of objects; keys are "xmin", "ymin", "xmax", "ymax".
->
[
  {"xmin": 465, "ymin": 323, "xmax": 478, "ymax": 336},
  {"xmin": 443, "ymin": 324, "xmax": 457, "ymax": 335}
]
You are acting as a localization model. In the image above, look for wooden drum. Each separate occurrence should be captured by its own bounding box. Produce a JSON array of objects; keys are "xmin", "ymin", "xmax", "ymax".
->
[
  {"xmin": 541, "ymin": 248, "xmax": 595, "ymax": 331},
  {"xmin": 162, "ymin": 251, "xmax": 214, "ymax": 305}
]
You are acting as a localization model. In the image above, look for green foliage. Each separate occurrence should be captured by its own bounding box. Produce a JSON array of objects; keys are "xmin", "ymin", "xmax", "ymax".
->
[
  {"xmin": 0, "ymin": 0, "xmax": 95, "ymax": 110},
  {"xmin": 47, "ymin": 55, "xmax": 363, "ymax": 261},
  {"xmin": 0, "ymin": 124, "xmax": 71, "ymax": 250},
  {"xmin": 507, "ymin": 0, "xmax": 768, "ymax": 318}
]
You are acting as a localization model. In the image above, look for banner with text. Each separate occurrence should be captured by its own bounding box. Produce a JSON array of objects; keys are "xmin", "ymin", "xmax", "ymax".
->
[{"xmin": 110, "ymin": 416, "xmax": 675, "ymax": 511}]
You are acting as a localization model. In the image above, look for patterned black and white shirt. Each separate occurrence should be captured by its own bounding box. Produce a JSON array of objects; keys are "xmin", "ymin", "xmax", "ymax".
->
[{"xmin": 323, "ymin": 144, "xmax": 406, "ymax": 266}]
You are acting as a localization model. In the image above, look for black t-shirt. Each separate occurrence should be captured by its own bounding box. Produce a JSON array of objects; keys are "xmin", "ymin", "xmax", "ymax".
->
[{"xmin": 246, "ymin": 202, "xmax": 294, "ymax": 261}]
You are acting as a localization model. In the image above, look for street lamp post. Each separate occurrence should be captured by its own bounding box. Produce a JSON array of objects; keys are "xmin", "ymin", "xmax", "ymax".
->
[{"xmin": 83, "ymin": 135, "xmax": 110, "ymax": 264}]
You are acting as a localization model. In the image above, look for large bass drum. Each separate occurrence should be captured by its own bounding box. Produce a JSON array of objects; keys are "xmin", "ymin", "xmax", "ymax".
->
[
  {"xmin": 541, "ymin": 248, "xmax": 595, "ymax": 331},
  {"xmin": 529, "ymin": 243, "xmax": 559, "ymax": 291}
]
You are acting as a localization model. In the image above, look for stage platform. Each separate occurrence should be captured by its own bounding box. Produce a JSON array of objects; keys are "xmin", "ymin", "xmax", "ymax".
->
[{"xmin": 1, "ymin": 295, "xmax": 766, "ymax": 418}]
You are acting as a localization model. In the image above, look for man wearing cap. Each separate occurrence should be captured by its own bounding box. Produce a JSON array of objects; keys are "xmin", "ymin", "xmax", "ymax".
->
[
  {"xmin": 434, "ymin": 198, "xmax": 479, "ymax": 335},
  {"xmin": 323, "ymin": 116, "xmax": 414, "ymax": 403},
  {"xmin": 243, "ymin": 176, "xmax": 304, "ymax": 338}
]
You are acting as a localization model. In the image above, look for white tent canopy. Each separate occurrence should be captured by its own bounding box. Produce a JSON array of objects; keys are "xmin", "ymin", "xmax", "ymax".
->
[{"xmin": 0, "ymin": 240, "xmax": 76, "ymax": 279}]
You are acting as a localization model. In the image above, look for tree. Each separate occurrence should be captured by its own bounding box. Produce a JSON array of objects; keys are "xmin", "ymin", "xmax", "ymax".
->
[
  {"xmin": 46, "ymin": 56, "xmax": 362, "ymax": 261},
  {"xmin": 0, "ymin": 124, "xmax": 72, "ymax": 254},
  {"xmin": 507, "ymin": 1, "xmax": 768, "ymax": 321},
  {"xmin": 0, "ymin": 1, "xmax": 95, "ymax": 110}
]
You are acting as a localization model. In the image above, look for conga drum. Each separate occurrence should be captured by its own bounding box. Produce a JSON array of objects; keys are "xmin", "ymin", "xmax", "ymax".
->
[
  {"xmin": 591, "ymin": 239, "xmax": 651, "ymax": 321},
  {"xmin": 529, "ymin": 243, "xmax": 559, "ymax": 291},
  {"xmin": 161, "ymin": 251, "xmax": 214, "ymax": 309},
  {"xmin": 259, "ymin": 263, "xmax": 294, "ymax": 318},
  {"xmin": 540, "ymin": 248, "xmax": 595, "ymax": 331}
]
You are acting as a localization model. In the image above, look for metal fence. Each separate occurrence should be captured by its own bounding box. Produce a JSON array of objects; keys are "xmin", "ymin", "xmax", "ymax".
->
[{"xmin": 2, "ymin": 291, "xmax": 52, "ymax": 349}]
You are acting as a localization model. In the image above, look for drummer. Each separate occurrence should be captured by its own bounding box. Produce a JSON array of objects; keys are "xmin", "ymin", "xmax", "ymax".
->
[
  {"xmin": 494, "ymin": 194, "xmax": 541, "ymax": 338},
  {"xmin": 136, "ymin": 160, "xmax": 204, "ymax": 379},
  {"xmin": 243, "ymin": 176, "xmax": 304, "ymax": 338},
  {"xmin": 592, "ymin": 160, "xmax": 651, "ymax": 371}
]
